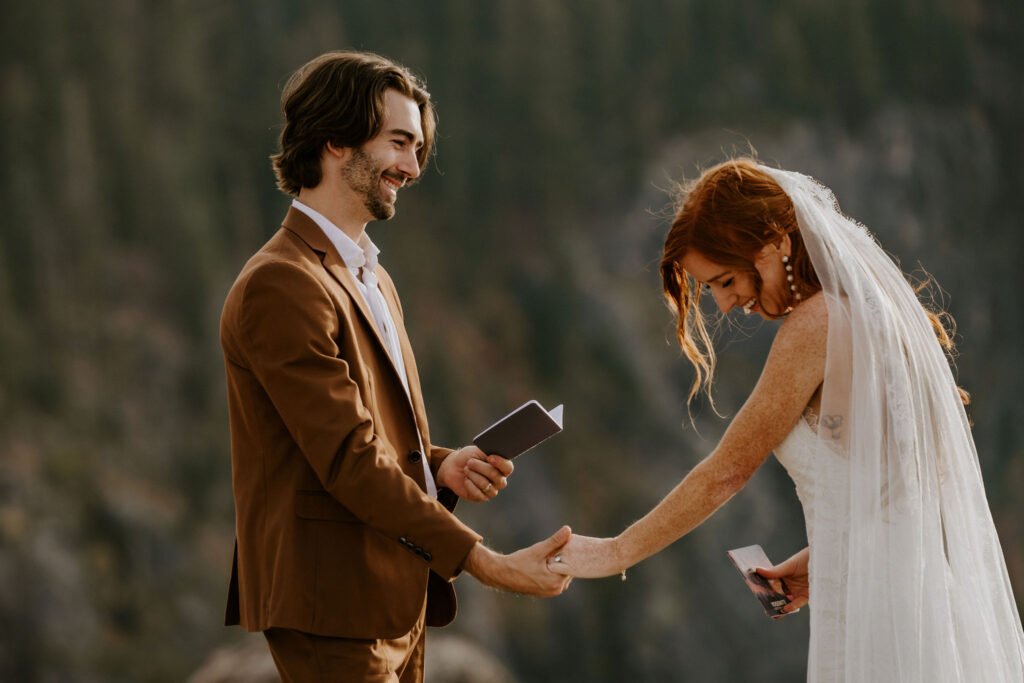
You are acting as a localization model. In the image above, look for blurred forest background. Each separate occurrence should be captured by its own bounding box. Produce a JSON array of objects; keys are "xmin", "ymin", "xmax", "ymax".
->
[{"xmin": 2, "ymin": 0, "xmax": 1023, "ymax": 681}]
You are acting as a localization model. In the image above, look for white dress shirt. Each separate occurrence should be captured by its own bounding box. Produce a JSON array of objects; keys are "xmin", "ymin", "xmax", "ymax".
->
[{"xmin": 292, "ymin": 199, "xmax": 438, "ymax": 498}]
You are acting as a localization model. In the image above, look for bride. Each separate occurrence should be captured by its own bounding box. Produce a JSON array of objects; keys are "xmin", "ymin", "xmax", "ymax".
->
[{"xmin": 548, "ymin": 159, "xmax": 1024, "ymax": 681}]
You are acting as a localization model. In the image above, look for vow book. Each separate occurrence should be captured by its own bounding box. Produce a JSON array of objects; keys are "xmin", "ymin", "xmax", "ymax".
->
[
  {"xmin": 473, "ymin": 400, "xmax": 563, "ymax": 459},
  {"xmin": 726, "ymin": 544, "xmax": 792, "ymax": 618}
]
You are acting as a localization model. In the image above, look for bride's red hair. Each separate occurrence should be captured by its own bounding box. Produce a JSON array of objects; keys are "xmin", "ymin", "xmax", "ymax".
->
[
  {"xmin": 661, "ymin": 158, "xmax": 965, "ymax": 406},
  {"xmin": 660, "ymin": 159, "xmax": 820, "ymax": 404},
  {"xmin": 663, "ymin": 157, "xmax": 966, "ymax": 409}
]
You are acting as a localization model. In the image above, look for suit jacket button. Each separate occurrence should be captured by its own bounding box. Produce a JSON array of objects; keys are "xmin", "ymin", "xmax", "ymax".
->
[
  {"xmin": 423, "ymin": 551, "xmax": 433, "ymax": 562},
  {"xmin": 408, "ymin": 450, "xmax": 422, "ymax": 464}
]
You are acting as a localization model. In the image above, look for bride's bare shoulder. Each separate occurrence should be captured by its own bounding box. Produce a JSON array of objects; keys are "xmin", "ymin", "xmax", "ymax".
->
[
  {"xmin": 769, "ymin": 291, "xmax": 827, "ymax": 365},
  {"xmin": 779, "ymin": 290, "xmax": 827, "ymax": 338}
]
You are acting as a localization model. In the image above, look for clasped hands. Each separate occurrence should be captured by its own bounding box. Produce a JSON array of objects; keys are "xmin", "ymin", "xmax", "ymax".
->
[
  {"xmin": 439, "ymin": 448, "xmax": 632, "ymax": 596},
  {"xmin": 463, "ymin": 529, "xmax": 626, "ymax": 598}
]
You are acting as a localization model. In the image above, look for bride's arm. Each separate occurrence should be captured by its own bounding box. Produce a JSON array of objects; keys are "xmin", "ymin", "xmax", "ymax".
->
[{"xmin": 551, "ymin": 295, "xmax": 828, "ymax": 578}]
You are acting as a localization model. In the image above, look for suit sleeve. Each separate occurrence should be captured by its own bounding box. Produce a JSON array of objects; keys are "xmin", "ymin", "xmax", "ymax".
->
[
  {"xmin": 428, "ymin": 446, "xmax": 460, "ymax": 512},
  {"xmin": 234, "ymin": 260, "xmax": 480, "ymax": 579},
  {"xmin": 428, "ymin": 446, "xmax": 453, "ymax": 481}
]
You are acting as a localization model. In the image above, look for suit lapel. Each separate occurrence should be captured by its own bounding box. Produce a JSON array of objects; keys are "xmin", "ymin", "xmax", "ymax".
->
[
  {"xmin": 281, "ymin": 207, "xmax": 390, "ymax": 356},
  {"xmin": 280, "ymin": 208, "xmax": 423, "ymax": 434}
]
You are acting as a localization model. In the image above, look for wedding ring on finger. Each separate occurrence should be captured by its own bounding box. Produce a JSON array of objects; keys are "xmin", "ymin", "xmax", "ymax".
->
[
  {"xmin": 482, "ymin": 482, "xmax": 493, "ymax": 494},
  {"xmin": 552, "ymin": 555, "xmax": 562, "ymax": 563}
]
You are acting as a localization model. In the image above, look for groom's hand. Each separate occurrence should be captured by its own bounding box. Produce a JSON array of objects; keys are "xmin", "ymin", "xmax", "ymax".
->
[
  {"xmin": 462, "ymin": 526, "xmax": 573, "ymax": 597},
  {"xmin": 437, "ymin": 446, "xmax": 514, "ymax": 502}
]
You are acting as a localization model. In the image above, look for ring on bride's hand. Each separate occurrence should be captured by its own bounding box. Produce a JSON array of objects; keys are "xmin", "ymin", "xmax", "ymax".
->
[
  {"xmin": 552, "ymin": 555, "xmax": 562, "ymax": 563},
  {"xmin": 482, "ymin": 482, "xmax": 493, "ymax": 494}
]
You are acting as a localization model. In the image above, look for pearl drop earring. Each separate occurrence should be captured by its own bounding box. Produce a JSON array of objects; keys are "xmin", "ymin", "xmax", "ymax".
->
[{"xmin": 783, "ymin": 255, "xmax": 802, "ymax": 301}]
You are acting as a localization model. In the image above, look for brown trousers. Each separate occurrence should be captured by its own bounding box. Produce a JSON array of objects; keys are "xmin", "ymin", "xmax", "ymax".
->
[{"xmin": 264, "ymin": 611, "xmax": 426, "ymax": 683}]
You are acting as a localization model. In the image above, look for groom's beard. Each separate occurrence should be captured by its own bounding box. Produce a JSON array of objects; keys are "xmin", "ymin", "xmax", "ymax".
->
[{"xmin": 341, "ymin": 147, "xmax": 397, "ymax": 222}]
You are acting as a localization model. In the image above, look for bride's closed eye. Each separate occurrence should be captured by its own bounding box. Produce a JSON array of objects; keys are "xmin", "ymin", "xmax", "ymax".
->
[{"xmin": 703, "ymin": 278, "xmax": 733, "ymax": 291}]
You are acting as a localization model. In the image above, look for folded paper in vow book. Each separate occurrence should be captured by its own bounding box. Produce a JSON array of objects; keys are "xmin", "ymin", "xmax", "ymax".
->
[{"xmin": 472, "ymin": 400, "xmax": 563, "ymax": 459}]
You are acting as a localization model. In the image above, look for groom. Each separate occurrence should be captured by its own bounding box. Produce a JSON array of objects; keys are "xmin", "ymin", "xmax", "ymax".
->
[{"xmin": 220, "ymin": 51, "xmax": 570, "ymax": 682}]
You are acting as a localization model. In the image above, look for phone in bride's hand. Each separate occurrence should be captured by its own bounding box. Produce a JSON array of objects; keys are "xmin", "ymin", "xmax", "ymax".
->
[{"xmin": 726, "ymin": 544, "xmax": 793, "ymax": 618}]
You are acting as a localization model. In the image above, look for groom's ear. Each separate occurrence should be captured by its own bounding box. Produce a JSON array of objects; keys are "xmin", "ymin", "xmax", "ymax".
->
[
  {"xmin": 315, "ymin": 142, "xmax": 353, "ymax": 187},
  {"xmin": 324, "ymin": 141, "xmax": 352, "ymax": 163}
]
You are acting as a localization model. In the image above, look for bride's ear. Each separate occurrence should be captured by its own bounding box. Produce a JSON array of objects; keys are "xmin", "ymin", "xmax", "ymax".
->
[
  {"xmin": 755, "ymin": 234, "xmax": 792, "ymax": 266},
  {"xmin": 779, "ymin": 233, "xmax": 792, "ymax": 259}
]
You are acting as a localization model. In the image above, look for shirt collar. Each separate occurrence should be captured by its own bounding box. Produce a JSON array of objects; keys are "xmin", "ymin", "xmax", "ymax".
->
[{"xmin": 291, "ymin": 198, "xmax": 380, "ymax": 273}]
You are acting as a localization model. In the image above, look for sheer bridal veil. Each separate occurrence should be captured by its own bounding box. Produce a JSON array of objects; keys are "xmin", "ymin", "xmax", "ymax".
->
[{"xmin": 762, "ymin": 166, "xmax": 1024, "ymax": 682}]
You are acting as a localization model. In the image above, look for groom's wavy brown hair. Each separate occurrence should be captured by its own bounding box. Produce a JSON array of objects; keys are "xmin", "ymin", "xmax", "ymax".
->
[
  {"xmin": 661, "ymin": 158, "xmax": 965, "ymax": 407},
  {"xmin": 271, "ymin": 51, "xmax": 436, "ymax": 196}
]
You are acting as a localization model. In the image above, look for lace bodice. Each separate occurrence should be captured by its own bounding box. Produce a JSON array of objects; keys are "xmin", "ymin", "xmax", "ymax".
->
[
  {"xmin": 772, "ymin": 414, "xmax": 848, "ymax": 546},
  {"xmin": 773, "ymin": 415, "xmax": 850, "ymax": 682}
]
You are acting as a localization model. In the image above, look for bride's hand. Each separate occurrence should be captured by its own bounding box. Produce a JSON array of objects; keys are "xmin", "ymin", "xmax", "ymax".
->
[
  {"xmin": 546, "ymin": 534, "xmax": 625, "ymax": 579},
  {"xmin": 756, "ymin": 546, "xmax": 810, "ymax": 617}
]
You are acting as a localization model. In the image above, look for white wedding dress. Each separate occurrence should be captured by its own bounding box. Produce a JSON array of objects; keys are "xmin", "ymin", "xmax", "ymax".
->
[
  {"xmin": 763, "ymin": 166, "xmax": 1024, "ymax": 682},
  {"xmin": 775, "ymin": 404, "xmax": 1024, "ymax": 682},
  {"xmin": 774, "ymin": 413, "xmax": 848, "ymax": 682}
]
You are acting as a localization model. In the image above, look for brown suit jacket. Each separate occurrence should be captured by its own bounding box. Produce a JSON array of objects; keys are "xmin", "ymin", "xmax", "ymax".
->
[{"xmin": 220, "ymin": 207, "xmax": 481, "ymax": 639}]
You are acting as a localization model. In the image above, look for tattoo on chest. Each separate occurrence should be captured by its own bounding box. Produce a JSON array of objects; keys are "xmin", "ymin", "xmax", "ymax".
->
[{"xmin": 822, "ymin": 414, "xmax": 843, "ymax": 440}]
